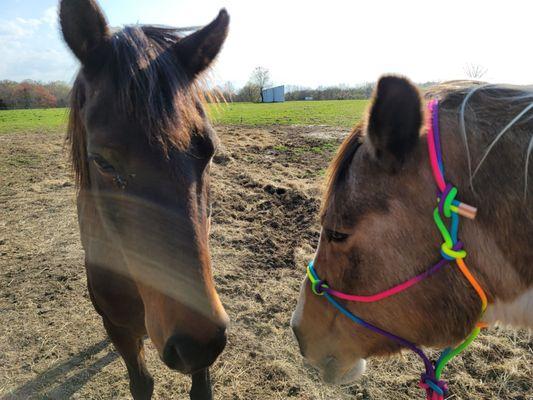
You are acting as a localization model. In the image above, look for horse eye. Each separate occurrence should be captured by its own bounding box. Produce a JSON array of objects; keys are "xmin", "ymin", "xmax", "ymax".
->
[
  {"xmin": 89, "ymin": 154, "xmax": 116, "ymax": 174},
  {"xmin": 325, "ymin": 229, "xmax": 349, "ymax": 243}
]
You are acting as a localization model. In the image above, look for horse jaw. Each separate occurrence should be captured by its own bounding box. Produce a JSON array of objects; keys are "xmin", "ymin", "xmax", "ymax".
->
[{"xmin": 484, "ymin": 288, "xmax": 533, "ymax": 329}]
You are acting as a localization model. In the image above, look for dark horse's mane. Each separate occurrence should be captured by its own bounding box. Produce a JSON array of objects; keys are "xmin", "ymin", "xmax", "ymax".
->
[{"xmin": 67, "ymin": 25, "xmax": 211, "ymax": 189}]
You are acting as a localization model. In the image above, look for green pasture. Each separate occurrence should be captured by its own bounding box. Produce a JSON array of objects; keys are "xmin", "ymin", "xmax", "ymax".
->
[
  {"xmin": 0, "ymin": 108, "xmax": 69, "ymax": 134},
  {"xmin": 208, "ymin": 100, "xmax": 368, "ymax": 127},
  {"xmin": 0, "ymin": 100, "xmax": 368, "ymax": 134}
]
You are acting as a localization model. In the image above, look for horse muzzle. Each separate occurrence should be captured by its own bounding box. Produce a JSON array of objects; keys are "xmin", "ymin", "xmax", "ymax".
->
[
  {"xmin": 162, "ymin": 327, "xmax": 227, "ymax": 373},
  {"xmin": 313, "ymin": 356, "xmax": 367, "ymax": 385}
]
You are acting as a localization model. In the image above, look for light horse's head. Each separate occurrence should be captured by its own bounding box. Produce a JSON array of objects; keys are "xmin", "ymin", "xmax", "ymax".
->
[
  {"xmin": 61, "ymin": 0, "xmax": 229, "ymax": 373},
  {"xmin": 291, "ymin": 76, "xmax": 483, "ymax": 384}
]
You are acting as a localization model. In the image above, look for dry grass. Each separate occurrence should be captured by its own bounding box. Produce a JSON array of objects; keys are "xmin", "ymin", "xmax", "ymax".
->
[{"xmin": 0, "ymin": 126, "xmax": 531, "ymax": 399}]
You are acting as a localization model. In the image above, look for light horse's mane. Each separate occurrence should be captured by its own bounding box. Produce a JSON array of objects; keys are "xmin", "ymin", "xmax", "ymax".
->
[
  {"xmin": 427, "ymin": 81, "xmax": 533, "ymax": 198},
  {"xmin": 67, "ymin": 25, "xmax": 213, "ymax": 189},
  {"xmin": 322, "ymin": 81, "xmax": 533, "ymax": 216}
]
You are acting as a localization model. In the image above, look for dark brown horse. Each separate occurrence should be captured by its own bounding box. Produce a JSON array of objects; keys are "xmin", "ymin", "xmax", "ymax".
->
[
  {"xmin": 292, "ymin": 76, "xmax": 532, "ymax": 385},
  {"xmin": 60, "ymin": 1, "xmax": 230, "ymax": 398}
]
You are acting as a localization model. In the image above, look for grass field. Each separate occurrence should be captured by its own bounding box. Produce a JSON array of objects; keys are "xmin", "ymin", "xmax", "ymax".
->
[
  {"xmin": 1, "ymin": 101, "xmax": 532, "ymax": 400},
  {"xmin": 209, "ymin": 100, "xmax": 368, "ymax": 127},
  {"xmin": 0, "ymin": 100, "xmax": 368, "ymax": 134},
  {"xmin": 0, "ymin": 108, "xmax": 69, "ymax": 134},
  {"xmin": 2, "ymin": 123, "xmax": 531, "ymax": 400}
]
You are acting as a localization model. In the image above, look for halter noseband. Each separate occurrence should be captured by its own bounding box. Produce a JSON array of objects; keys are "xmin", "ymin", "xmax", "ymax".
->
[{"xmin": 307, "ymin": 99, "xmax": 488, "ymax": 400}]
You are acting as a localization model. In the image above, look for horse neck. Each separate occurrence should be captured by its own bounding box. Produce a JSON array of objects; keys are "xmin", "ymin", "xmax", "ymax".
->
[{"xmin": 437, "ymin": 108, "xmax": 533, "ymax": 328}]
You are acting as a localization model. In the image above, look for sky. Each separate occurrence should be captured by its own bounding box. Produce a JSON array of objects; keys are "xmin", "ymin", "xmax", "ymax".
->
[{"xmin": 0, "ymin": 0, "xmax": 532, "ymax": 88}]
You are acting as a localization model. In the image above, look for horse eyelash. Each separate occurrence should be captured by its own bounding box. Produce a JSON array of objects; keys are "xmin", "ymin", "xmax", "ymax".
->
[
  {"xmin": 89, "ymin": 154, "xmax": 115, "ymax": 173},
  {"xmin": 325, "ymin": 229, "xmax": 349, "ymax": 243}
]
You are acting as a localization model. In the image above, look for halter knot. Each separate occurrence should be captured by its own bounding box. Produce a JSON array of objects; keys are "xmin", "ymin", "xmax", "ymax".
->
[
  {"xmin": 435, "ymin": 184, "xmax": 468, "ymax": 261},
  {"xmin": 437, "ymin": 184, "xmax": 456, "ymax": 218},
  {"xmin": 311, "ymin": 280, "xmax": 329, "ymax": 296},
  {"xmin": 441, "ymin": 240, "xmax": 466, "ymax": 260},
  {"xmin": 419, "ymin": 374, "xmax": 448, "ymax": 400}
]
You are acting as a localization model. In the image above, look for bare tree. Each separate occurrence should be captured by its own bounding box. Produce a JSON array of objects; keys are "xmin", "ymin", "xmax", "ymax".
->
[
  {"xmin": 464, "ymin": 63, "xmax": 487, "ymax": 80},
  {"xmin": 219, "ymin": 81, "xmax": 236, "ymax": 102},
  {"xmin": 236, "ymin": 83, "xmax": 260, "ymax": 102},
  {"xmin": 250, "ymin": 67, "xmax": 271, "ymax": 102}
]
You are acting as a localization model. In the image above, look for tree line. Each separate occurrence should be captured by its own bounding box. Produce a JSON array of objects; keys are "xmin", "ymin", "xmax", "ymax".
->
[
  {"xmin": 217, "ymin": 67, "xmax": 442, "ymax": 103},
  {"xmin": 0, "ymin": 80, "xmax": 71, "ymax": 110},
  {"xmin": 217, "ymin": 66, "xmax": 376, "ymax": 102},
  {"xmin": 0, "ymin": 70, "xmax": 442, "ymax": 109},
  {"xmin": 284, "ymin": 84, "xmax": 375, "ymax": 101},
  {"xmin": 219, "ymin": 83, "xmax": 376, "ymax": 103}
]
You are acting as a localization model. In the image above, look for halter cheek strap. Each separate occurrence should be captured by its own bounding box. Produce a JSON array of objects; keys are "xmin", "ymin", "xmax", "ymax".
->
[{"xmin": 307, "ymin": 99, "xmax": 488, "ymax": 400}]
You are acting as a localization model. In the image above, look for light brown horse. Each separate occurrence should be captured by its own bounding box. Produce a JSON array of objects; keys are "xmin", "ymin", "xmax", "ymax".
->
[
  {"xmin": 291, "ymin": 76, "xmax": 532, "ymax": 385},
  {"xmin": 60, "ymin": 0, "xmax": 230, "ymax": 398}
]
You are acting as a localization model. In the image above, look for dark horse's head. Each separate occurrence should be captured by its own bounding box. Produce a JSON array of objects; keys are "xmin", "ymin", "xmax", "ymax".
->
[{"xmin": 61, "ymin": 0, "xmax": 229, "ymax": 373}]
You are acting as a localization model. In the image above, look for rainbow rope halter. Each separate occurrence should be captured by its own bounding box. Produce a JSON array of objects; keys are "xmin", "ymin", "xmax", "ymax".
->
[{"xmin": 307, "ymin": 100, "xmax": 488, "ymax": 400}]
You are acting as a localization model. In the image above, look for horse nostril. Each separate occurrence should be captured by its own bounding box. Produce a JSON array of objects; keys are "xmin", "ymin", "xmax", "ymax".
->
[
  {"xmin": 162, "ymin": 328, "xmax": 227, "ymax": 373},
  {"xmin": 210, "ymin": 326, "xmax": 228, "ymax": 360}
]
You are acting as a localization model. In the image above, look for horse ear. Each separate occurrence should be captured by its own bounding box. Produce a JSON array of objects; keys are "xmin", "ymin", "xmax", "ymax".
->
[
  {"xmin": 367, "ymin": 76, "xmax": 422, "ymax": 170},
  {"xmin": 60, "ymin": 0, "xmax": 110, "ymax": 64},
  {"xmin": 175, "ymin": 9, "xmax": 230, "ymax": 78}
]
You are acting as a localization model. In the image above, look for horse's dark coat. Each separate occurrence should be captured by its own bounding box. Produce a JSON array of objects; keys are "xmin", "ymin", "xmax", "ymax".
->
[{"xmin": 61, "ymin": 1, "xmax": 230, "ymax": 399}]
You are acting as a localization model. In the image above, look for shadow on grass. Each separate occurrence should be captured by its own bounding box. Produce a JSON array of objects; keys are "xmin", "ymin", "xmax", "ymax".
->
[{"xmin": 3, "ymin": 340, "xmax": 119, "ymax": 399}]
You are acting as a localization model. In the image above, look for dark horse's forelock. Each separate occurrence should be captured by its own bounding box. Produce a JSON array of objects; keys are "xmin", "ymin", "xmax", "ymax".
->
[
  {"xmin": 67, "ymin": 25, "xmax": 211, "ymax": 189},
  {"xmin": 108, "ymin": 26, "xmax": 208, "ymax": 146}
]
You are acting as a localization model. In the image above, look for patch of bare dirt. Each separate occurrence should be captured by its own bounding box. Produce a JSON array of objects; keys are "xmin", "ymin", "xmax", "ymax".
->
[{"xmin": 0, "ymin": 126, "xmax": 531, "ymax": 399}]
